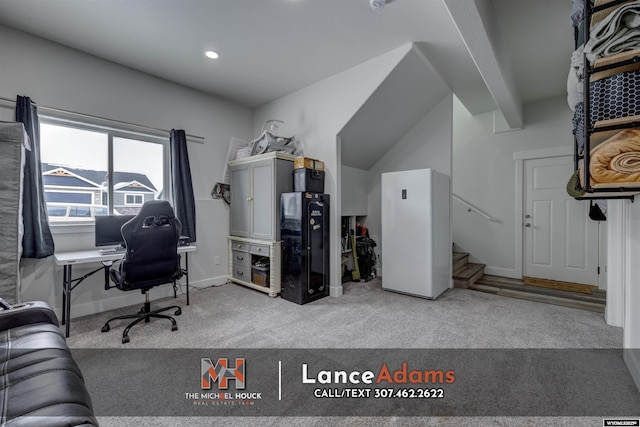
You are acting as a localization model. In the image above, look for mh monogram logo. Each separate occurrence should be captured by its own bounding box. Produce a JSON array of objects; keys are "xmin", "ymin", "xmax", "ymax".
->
[{"xmin": 201, "ymin": 358, "xmax": 246, "ymax": 390}]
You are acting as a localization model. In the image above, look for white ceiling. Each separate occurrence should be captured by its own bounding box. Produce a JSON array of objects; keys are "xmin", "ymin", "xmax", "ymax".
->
[
  {"xmin": 0, "ymin": 0, "xmax": 574, "ymax": 170},
  {"xmin": 0, "ymin": 0, "xmax": 573, "ymax": 113}
]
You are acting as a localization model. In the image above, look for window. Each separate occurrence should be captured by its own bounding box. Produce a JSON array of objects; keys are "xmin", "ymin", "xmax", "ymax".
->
[
  {"xmin": 69, "ymin": 205, "xmax": 91, "ymax": 218},
  {"xmin": 40, "ymin": 117, "xmax": 169, "ymax": 223},
  {"xmin": 47, "ymin": 205, "xmax": 67, "ymax": 217},
  {"xmin": 125, "ymin": 194, "xmax": 144, "ymax": 205}
]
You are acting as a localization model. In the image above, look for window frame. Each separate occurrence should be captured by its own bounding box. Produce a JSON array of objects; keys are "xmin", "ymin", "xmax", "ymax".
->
[
  {"xmin": 124, "ymin": 193, "xmax": 144, "ymax": 206},
  {"xmin": 39, "ymin": 114, "xmax": 171, "ymax": 228}
]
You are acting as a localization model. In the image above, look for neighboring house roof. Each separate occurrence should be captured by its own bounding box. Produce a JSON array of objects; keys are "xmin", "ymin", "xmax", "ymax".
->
[
  {"xmin": 43, "ymin": 173, "xmax": 99, "ymax": 188},
  {"xmin": 42, "ymin": 163, "xmax": 157, "ymax": 192},
  {"xmin": 114, "ymin": 181, "xmax": 155, "ymax": 193},
  {"xmin": 112, "ymin": 171, "xmax": 156, "ymax": 191}
]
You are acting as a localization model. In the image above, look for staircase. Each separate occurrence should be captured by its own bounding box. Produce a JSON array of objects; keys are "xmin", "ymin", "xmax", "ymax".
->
[
  {"xmin": 452, "ymin": 251, "xmax": 485, "ymax": 288},
  {"xmin": 452, "ymin": 251, "xmax": 606, "ymax": 313},
  {"xmin": 472, "ymin": 275, "xmax": 606, "ymax": 313}
]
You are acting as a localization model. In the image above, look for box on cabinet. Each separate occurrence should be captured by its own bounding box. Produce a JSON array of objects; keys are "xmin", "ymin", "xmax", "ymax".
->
[
  {"xmin": 293, "ymin": 168, "xmax": 325, "ymax": 193},
  {"xmin": 294, "ymin": 157, "xmax": 324, "ymax": 171}
]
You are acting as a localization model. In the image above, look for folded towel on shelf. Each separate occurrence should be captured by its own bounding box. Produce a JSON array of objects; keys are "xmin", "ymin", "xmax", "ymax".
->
[
  {"xmin": 567, "ymin": 45, "xmax": 585, "ymax": 110},
  {"xmin": 589, "ymin": 128, "xmax": 640, "ymax": 186},
  {"xmin": 585, "ymin": 0, "xmax": 640, "ymax": 63}
]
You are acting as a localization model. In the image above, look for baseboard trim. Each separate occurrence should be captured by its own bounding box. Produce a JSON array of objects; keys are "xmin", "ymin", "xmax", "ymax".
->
[
  {"xmin": 54, "ymin": 275, "xmax": 227, "ymax": 321},
  {"xmin": 483, "ymin": 266, "xmax": 519, "ymax": 279},
  {"xmin": 624, "ymin": 348, "xmax": 640, "ymax": 393},
  {"xmin": 188, "ymin": 275, "xmax": 229, "ymax": 289},
  {"xmin": 331, "ymin": 284, "xmax": 344, "ymax": 297}
]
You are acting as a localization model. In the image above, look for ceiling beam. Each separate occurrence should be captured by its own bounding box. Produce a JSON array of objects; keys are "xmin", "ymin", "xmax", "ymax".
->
[{"xmin": 442, "ymin": 0, "xmax": 523, "ymax": 129}]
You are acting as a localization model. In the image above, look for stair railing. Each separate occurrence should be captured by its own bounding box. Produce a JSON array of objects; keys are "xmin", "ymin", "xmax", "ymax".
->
[{"xmin": 452, "ymin": 193, "xmax": 498, "ymax": 222}]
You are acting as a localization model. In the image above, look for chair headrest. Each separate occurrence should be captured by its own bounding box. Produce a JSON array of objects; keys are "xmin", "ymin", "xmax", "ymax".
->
[
  {"xmin": 136, "ymin": 200, "xmax": 176, "ymax": 218},
  {"xmin": 123, "ymin": 200, "xmax": 178, "ymax": 232}
]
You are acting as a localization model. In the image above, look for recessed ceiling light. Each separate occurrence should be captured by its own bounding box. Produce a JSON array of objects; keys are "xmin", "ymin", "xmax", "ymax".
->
[{"xmin": 205, "ymin": 50, "xmax": 219, "ymax": 59}]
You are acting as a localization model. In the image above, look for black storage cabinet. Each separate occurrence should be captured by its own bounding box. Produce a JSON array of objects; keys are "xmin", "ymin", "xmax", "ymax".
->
[{"xmin": 280, "ymin": 192, "xmax": 330, "ymax": 304}]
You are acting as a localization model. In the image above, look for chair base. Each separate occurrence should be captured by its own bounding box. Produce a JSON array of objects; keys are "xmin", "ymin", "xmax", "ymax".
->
[{"xmin": 101, "ymin": 298, "xmax": 181, "ymax": 344}]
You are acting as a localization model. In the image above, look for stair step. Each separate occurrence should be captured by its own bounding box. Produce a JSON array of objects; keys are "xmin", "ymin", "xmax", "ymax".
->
[
  {"xmin": 453, "ymin": 262, "xmax": 485, "ymax": 289},
  {"xmin": 452, "ymin": 252, "xmax": 469, "ymax": 272},
  {"xmin": 453, "ymin": 262, "xmax": 484, "ymax": 279},
  {"xmin": 476, "ymin": 275, "xmax": 606, "ymax": 305},
  {"xmin": 471, "ymin": 283, "xmax": 605, "ymax": 313}
]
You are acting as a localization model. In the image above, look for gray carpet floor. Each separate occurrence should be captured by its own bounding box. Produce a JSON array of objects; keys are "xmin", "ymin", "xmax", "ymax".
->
[
  {"xmin": 65, "ymin": 278, "xmax": 637, "ymax": 426},
  {"xmin": 67, "ymin": 278, "xmax": 621, "ymax": 349}
]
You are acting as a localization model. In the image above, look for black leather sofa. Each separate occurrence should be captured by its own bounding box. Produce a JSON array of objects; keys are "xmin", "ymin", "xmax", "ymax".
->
[{"xmin": 0, "ymin": 300, "xmax": 97, "ymax": 426}]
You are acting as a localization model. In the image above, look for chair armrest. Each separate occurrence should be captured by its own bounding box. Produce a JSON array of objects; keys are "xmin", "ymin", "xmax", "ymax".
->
[{"xmin": 0, "ymin": 301, "xmax": 60, "ymax": 331}]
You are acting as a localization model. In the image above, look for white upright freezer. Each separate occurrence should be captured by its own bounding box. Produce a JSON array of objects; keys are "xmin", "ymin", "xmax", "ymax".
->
[{"xmin": 381, "ymin": 168, "xmax": 451, "ymax": 299}]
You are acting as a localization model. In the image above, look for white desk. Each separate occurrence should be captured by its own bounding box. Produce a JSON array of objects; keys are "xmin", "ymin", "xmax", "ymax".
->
[{"xmin": 54, "ymin": 245, "xmax": 196, "ymax": 337}]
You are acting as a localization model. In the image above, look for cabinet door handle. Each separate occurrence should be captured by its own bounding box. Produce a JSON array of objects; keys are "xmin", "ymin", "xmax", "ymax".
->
[
  {"xmin": 236, "ymin": 270, "xmax": 244, "ymax": 276},
  {"xmin": 247, "ymin": 196, "xmax": 253, "ymax": 201},
  {"xmin": 236, "ymin": 256, "xmax": 244, "ymax": 261}
]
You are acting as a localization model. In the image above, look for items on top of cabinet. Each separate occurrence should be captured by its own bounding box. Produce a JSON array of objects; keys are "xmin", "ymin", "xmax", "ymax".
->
[
  {"xmin": 293, "ymin": 156, "xmax": 326, "ymax": 192},
  {"xmin": 294, "ymin": 156, "xmax": 325, "ymax": 171},
  {"xmin": 294, "ymin": 168, "xmax": 325, "ymax": 193},
  {"xmin": 568, "ymin": 0, "xmax": 640, "ymax": 200},
  {"xmin": 250, "ymin": 119, "xmax": 301, "ymax": 156}
]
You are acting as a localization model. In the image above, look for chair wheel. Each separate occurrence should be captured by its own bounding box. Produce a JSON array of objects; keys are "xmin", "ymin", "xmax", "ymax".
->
[
  {"xmin": 122, "ymin": 335, "xmax": 130, "ymax": 344},
  {"xmin": 175, "ymin": 308, "xmax": 182, "ymax": 316},
  {"xmin": 101, "ymin": 324, "xmax": 110, "ymax": 333},
  {"xmin": 171, "ymin": 324, "xmax": 178, "ymax": 331}
]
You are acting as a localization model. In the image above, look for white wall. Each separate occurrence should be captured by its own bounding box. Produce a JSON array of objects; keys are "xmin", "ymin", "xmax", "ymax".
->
[
  {"xmin": 0, "ymin": 24, "xmax": 253, "ymax": 318},
  {"xmin": 365, "ymin": 94, "xmax": 453, "ymax": 272},
  {"xmin": 452, "ymin": 94, "xmax": 574, "ymax": 277},
  {"xmin": 341, "ymin": 165, "xmax": 368, "ymax": 216},
  {"xmin": 253, "ymin": 44, "xmax": 412, "ymax": 297},
  {"xmin": 606, "ymin": 200, "xmax": 640, "ymax": 391}
]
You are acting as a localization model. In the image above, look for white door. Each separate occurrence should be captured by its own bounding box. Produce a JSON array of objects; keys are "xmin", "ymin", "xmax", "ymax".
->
[{"xmin": 523, "ymin": 156, "xmax": 599, "ymax": 285}]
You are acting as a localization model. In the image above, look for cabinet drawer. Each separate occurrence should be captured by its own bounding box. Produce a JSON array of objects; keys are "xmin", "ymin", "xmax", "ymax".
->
[
  {"xmin": 232, "ymin": 250, "xmax": 250, "ymax": 267},
  {"xmin": 232, "ymin": 265, "xmax": 250, "ymax": 282},
  {"xmin": 250, "ymin": 243, "xmax": 270, "ymax": 256},
  {"xmin": 231, "ymin": 241, "xmax": 249, "ymax": 252}
]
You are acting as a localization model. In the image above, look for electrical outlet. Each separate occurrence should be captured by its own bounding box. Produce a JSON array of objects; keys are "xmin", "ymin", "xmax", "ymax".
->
[{"xmin": 214, "ymin": 256, "xmax": 220, "ymax": 265}]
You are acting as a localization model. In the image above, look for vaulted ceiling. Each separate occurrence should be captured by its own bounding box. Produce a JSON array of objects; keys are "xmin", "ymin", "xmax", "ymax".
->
[
  {"xmin": 0, "ymin": 1, "xmax": 573, "ymax": 170},
  {"xmin": 0, "ymin": 0, "xmax": 573, "ymax": 119}
]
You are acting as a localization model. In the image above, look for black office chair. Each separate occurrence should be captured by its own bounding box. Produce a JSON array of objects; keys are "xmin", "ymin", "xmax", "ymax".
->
[{"xmin": 101, "ymin": 200, "xmax": 183, "ymax": 343}]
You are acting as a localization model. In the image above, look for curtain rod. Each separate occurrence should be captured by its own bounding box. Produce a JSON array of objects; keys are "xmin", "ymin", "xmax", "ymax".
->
[{"xmin": 0, "ymin": 96, "xmax": 205, "ymax": 144}]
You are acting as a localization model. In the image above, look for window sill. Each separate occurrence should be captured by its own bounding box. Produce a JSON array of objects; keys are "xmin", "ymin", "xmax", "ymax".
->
[{"xmin": 49, "ymin": 222, "xmax": 94, "ymax": 235}]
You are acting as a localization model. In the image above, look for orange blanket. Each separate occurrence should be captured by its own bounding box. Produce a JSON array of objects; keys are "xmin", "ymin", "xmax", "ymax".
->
[{"xmin": 590, "ymin": 128, "xmax": 640, "ymax": 186}]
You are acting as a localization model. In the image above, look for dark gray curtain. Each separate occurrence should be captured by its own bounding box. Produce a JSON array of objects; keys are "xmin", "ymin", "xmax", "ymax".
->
[
  {"xmin": 15, "ymin": 95, "xmax": 55, "ymax": 258},
  {"xmin": 170, "ymin": 129, "xmax": 196, "ymax": 242}
]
